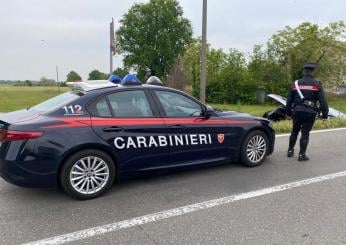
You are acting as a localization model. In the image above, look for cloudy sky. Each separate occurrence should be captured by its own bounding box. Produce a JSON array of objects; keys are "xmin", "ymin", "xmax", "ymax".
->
[{"xmin": 0, "ymin": 0, "xmax": 345, "ymax": 81}]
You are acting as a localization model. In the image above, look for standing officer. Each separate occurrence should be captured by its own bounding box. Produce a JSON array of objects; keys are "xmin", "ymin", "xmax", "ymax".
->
[{"xmin": 286, "ymin": 63, "xmax": 329, "ymax": 161}]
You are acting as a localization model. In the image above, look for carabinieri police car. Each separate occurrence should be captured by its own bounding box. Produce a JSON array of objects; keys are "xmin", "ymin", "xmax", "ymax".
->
[{"xmin": 0, "ymin": 77, "xmax": 275, "ymax": 199}]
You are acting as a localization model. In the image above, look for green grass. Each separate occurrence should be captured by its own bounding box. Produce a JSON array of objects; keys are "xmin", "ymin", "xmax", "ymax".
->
[
  {"xmin": 325, "ymin": 93, "xmax": 346, "ymax": 112},
  {"xmin": 0, "ymin": 86, "xmax": 69, "ymax": 112},
  {"xmin": 273, "ymin": 118, "xmax": 346, "ymax": 134},
  {"xmin": 210, "ymin": 103, "xmax": 273, "ymax": 117}
]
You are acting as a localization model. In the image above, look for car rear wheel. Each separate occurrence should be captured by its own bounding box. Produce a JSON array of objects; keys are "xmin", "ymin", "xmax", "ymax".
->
[
  {"xmin": 240, "ymin": 130, "xmax": 268, "ymax": 167},
  {"xmin": 60, "ymin": 149, "xmax": 115, "ymax": 200}
]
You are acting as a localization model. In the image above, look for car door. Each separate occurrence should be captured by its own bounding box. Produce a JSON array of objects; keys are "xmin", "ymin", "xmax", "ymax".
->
[
  {"xmin": 151, "ymin": 89, "xmax": 230, "ymax": 166},
  {"xmin": 88, "ymin": 89, "xmax": 171, "ymax": 173}
]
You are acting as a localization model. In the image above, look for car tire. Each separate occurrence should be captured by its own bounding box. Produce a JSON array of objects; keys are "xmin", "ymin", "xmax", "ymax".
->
[
  {"xmin": 240, "ymin": 130, "xmax": 268, "ymax": 167},
  {"xmin": 60, "ymin": 149, "xmax": 116, "ymax": 200}
]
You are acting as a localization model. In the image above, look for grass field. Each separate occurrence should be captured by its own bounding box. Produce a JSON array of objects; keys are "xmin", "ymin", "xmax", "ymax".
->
[
  {"xmin": 1, "ymin": 85, "xmax": 346, "ymax": 133},
  {"xmin": 0, "ymin": 86, "xmax": 69, "ymax": 112}
]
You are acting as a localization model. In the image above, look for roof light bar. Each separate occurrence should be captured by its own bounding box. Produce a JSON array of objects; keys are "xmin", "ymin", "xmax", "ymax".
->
[{"xmin": 67, "ymin": 80, "xmax": 118, "ymax": 92}]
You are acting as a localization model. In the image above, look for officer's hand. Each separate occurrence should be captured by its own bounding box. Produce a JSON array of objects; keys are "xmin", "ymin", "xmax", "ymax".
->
[{"xmin": 286, "ymin": 115, "xmax": 292, "ymax": 120}]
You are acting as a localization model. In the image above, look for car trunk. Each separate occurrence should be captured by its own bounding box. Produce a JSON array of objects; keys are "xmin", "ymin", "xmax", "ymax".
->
[
  {"xmin": 0, "ymin": 109, "xmax": 41, "ymax": 125},
  {"xmin": 0, "ymin": 110, "xmax": 42, "ymax": 148}
]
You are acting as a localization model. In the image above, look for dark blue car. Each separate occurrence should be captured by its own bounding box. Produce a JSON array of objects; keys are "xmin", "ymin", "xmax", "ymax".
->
[{"xmin": 0, "ymin": 80, "xmax": 275, "ymax": 199}]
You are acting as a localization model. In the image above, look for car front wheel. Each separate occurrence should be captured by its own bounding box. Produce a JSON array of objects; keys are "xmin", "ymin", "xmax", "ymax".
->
[
  {"xmin": 240, "ymin": 130, "xmax": 268, "ymax": 167},
  {"xmin": 60, "ymin": 149, "xmax": 115, "ymax": 200}
]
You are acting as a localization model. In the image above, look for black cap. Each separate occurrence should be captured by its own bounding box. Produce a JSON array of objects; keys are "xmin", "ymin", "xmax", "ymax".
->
[{"xmin": 304, "ymin": 63, "xmax": 317, "ymax": 70}]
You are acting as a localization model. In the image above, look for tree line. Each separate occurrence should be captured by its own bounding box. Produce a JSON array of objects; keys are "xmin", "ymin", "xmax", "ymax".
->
[
  {"xmin": 22, "ymin": 0, "xmax": 345, "ymax": 104},
  {"xmin": 113, "ymin": 0, "xmax": 346, "ymax": 104}
]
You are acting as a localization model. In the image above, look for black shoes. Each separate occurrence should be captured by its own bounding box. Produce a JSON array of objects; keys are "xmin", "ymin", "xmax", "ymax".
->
[
  {"xmin": 298, "ymin": 154, "xmax": 309, "ymax": 161},
  {"xmin": 288, "ymin": 148, "xmax": 309, "ymax": 161},
  {"xmin": 287, "ymin": 148, "xmax": 294, "ymax": 157}
]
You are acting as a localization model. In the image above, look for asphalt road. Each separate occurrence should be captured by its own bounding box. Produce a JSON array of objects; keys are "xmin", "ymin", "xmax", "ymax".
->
[{"xmin": 1, "ymin": 128, "xmax": 346, "ymax": 245}]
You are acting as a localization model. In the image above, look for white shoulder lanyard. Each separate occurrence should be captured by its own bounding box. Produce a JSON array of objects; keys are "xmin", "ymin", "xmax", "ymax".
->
[{"xmin": 294, "ymin": 80, "xmax": 304, "ymax": 99}]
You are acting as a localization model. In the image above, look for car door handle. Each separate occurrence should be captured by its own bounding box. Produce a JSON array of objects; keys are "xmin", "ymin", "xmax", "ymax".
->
[
  {"xmin": 103, "ymin": 126, "xmax": 124, "ymax": 132},
  {"xmin": 169, "ymin": 124, "xmax": 186, "ymax": 129}
]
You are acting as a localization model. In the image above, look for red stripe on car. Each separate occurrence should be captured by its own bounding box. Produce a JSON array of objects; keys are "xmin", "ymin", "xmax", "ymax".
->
[{"xmin": 42, "ymin": 117, "xmax": 258, "ymax": 129}]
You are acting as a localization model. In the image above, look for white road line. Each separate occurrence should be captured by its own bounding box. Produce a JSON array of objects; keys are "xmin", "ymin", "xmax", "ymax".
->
[
  {"xmin": 23, "ymin": 170, "xmax": 346, "ymax": 245},
  {"xmin": 276, "ymin": 127, "xmax": 346, "ymax": 137}
]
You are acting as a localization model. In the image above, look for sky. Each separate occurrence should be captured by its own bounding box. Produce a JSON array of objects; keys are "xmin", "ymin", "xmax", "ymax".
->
[{"xmin": 0, "ymin": 0, "xmax": 345, "ymax": 81}]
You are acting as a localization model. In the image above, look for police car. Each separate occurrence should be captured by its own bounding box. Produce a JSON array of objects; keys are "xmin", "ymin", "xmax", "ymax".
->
[{"xmin": 0, "ymin": 77, "xmax": 275, "ymax": 199}]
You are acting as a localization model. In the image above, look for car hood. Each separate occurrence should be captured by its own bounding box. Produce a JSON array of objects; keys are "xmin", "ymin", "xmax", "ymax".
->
[
  {"xmin": 267, "ymin": 94, "xmax": 287, "ymax": 106},
  {"xmin": 214, "ymin": 110, "xmax": 268, "ymax": 123},
  {"xmin": 0, "ymin": 109, "xmax": 41, "ymax": 124},
  {"xmin": 214, "ymin": 110, "xmax": 252, "ymax": 118},
  {"xmin": 328, "ymin": 108, "xmax": 346, "ymax": 119}
]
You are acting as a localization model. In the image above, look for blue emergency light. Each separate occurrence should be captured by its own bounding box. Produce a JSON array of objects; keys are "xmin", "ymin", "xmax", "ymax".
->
[
  {"xmin": 108, "ymin": 75, "xmax": 122, "ymax": 84},
  {"xmin": 121, "ymin": 74, "xmax": 142, "ymax": 86}
]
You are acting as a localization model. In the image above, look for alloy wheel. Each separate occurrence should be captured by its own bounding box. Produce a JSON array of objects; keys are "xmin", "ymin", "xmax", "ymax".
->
[
  {"xmin": 246, "ymin": 135, "xmax": 267, "ymax": 163},
  {"xmin": 69, "ymin": 156, "xmax": 110, "ymax": 195}
]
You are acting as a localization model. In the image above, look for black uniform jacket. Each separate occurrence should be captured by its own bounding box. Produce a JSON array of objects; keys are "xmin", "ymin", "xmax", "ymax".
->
[{"xmin": 286, "ymin": 74, "xmax": 329, "ymax": 118}]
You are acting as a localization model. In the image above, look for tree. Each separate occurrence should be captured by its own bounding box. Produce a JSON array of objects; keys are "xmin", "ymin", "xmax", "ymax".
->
[
  {"xmin": 66, "ymin": 71, "xmax": 82, "ymax": 82},
  {"xmin": 112, "ymin": 67, "xmax": 128, "ymax": 79},
  {"xmin": 167, "ymin": 58, "xmax": 187, "ymax": 90},
  {"xmin": 181, "ymin": 38, "xmax": 202, "ymax": 96},
  {"xmin": 267, "ymin": 21, "xmax": 346, "ymax": 87},
  {"xmin": 24, "ymin": 80, "xmax": 33, "ymax": 87},
  {"xmin": 247, "ymin": 45, "xmax": 288, "ymax": 97},
  {"xmin": 88, "ymin": 70, "xmax": 108, "ymax": 80},
  {"xmin": 215, "ymin": 49, "xmax": 249, "ymax": 103},
  {"xmin": 38, "ymin": 77, "xmax": 56, "ymax": 86},
  {"xmin": 116, "ymin": 0, "xmax": 193, "ymax": 78}
]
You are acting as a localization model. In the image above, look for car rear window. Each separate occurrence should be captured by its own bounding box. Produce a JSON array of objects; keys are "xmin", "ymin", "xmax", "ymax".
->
[
  {"xmin": 89, "ymin": 90, "xmax": 154, "ymax": 118},
  {"xmin": 88, "ymin": 97, "xmax": 112, "ymax": 117},
  {"xmin": 29, "ymin": 92, "xmax": 81, "ymax": 113},
  {"xmin": 107, "ymin": 90, "xmax": 153, "ymax": 117}
]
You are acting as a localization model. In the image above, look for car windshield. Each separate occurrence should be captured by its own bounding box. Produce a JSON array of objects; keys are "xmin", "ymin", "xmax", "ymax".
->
[{"xmin": 29, "ymin": 91, "xmax": 81, "ymax": 113}]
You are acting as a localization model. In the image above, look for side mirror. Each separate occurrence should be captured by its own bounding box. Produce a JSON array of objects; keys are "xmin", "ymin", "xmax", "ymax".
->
[{"xmin": 204, "ymin": 106, "xmax": 215, "ymax": 118}]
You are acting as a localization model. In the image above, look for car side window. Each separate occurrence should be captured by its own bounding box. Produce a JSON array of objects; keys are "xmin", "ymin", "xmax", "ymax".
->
[
  {"xmin": 107, "ymin": 90, "xmax": 153, "ymax": 117},
  {"xmin": 89, "ymin": 97, "xmax": 112, "ymax": 117},
  {"xmin": 155, "ymin": 90, "xmax": 203, "ymax": 117}
]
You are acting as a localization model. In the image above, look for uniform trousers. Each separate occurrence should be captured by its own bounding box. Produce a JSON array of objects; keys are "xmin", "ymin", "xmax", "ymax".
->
[{"xmin": 289, "ymin": 111, "xmax": 316, "ymax": 155}]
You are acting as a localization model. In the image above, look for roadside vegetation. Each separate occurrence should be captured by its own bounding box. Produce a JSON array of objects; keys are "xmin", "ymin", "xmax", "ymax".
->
[
  {"xmin": 273, "ymin": 118, "xmax": 346, "ymax": 134},
  {"xmin": 0, "ymin": 86, "xmax": 69, "ymax": 112}
]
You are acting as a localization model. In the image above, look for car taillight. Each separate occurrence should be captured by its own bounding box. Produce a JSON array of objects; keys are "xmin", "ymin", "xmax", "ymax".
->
[{"xmin": 0, "ymin": 129, "xmax": 43, "ymax": 142}]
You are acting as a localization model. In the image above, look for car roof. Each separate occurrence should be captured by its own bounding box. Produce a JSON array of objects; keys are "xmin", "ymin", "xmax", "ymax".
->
[{"xmin": 67, "ymin": 80, "xmax": 169, "ymax": 93}]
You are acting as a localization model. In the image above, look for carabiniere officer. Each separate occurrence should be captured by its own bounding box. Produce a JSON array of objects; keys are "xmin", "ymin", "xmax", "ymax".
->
[{"xmin": 286, "ymin": 63, "xmax": 329, "ymax": 161}]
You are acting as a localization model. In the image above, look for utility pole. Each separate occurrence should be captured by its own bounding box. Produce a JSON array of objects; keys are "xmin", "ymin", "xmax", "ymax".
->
[
  {"xmin": 110, "ymin": 18, "xmax": 115, "ymax": 76},
  {"xmin": 200, "ymin": 0, "xmax": 207, "ymax": 103},
  {"xmin": 56, "ymin": 65, "xmax": 60, "ymax": 92}
]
